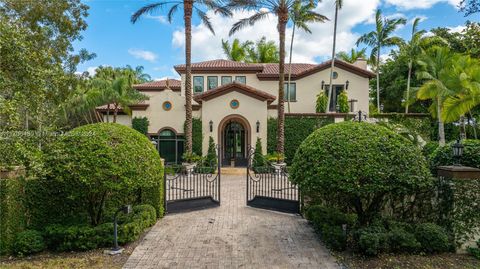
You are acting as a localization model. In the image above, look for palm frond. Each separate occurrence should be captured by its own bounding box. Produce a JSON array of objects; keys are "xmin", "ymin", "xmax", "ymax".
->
[
  {"xmin": 167, "ymin": 3, "xmax": 180, "ymax": 23},
  {"xmin": 195, "ymin": 7, "xmax": 215, "ymax": 34},
  {"xmin": 229, "ymin": 11, "xmax": 270, "ymax": 36},
  {"xmin": 131, "ymin": 2, "xmax": 179, "ymax": 23}
]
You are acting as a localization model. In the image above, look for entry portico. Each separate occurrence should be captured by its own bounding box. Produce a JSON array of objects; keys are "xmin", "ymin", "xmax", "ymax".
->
[{"xmin": 194, "ymin": 82, "xmax": 275, "ymax": 166}]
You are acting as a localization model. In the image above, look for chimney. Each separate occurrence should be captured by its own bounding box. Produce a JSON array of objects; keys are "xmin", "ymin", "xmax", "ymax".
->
[{"xmin": 353, "ymin": 58, "xmax": 367, "ymax": 70}]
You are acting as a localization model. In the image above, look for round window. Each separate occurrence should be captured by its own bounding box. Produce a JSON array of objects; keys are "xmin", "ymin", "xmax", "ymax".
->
[
  {"xmin": 162, "ymin": 101, "xmax": 172, "ymax": 111},
  {"xmin": 230, "ymin": 99, "xmax": 240, "ymax": 109},
  {"xmin": 332, "ymin": 71, "xmax": 339, "ymax": 79}
]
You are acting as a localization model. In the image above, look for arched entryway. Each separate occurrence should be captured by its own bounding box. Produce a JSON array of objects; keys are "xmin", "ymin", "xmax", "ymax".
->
[{"xmin": 218, "ymin": 115, "xmax": 251, "ymax": 167}]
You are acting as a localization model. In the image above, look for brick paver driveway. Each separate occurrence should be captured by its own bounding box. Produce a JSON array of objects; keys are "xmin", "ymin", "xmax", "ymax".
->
[{"xmin": 123, "ymin": 174, "xmax": 341, "ymax": 269}]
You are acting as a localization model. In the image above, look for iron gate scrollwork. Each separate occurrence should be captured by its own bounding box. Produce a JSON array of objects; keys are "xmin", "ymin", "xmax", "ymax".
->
[
  {"xmin": 164, "ymin": 145, "xmax": 221, "ymax": 213},
  {"xmin": 246, "ymin": 147, "xmax": 300, "ymax": 213}
]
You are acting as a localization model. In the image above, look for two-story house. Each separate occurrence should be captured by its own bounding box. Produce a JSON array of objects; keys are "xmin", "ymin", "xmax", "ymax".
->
[{"xmin": 98, "ymin": 58, "xmax": 375, "ymax": 166}]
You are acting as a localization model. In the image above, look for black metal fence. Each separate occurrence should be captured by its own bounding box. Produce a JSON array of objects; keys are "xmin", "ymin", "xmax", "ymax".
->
[
  {"xmin": 164, "ymin": 146, "xmax": 221, "ymax": 213},
  {"xmin": 246, "ymin": 148, "xmax": 300, "ymax": 213}
]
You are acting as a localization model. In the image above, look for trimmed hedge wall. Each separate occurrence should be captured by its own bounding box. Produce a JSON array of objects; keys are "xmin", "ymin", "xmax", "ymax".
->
[
  {"xmin": 185, "ymin": 118, "xmax": 202, "ymax": 156},
  {"xmin": 132, "ymin": 117, "xmax": 149, "ymax": 135},
  {"xmin": 0, "ymin": 176, "xmax": 27, "ymax": 255},
  {"xmin": 267, "ymin": 115, "xmax": 334, "ymax": 164}
]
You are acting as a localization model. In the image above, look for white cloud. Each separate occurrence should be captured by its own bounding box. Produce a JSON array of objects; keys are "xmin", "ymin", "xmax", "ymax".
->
[
  {"xmin": 144, "ymin": 14, "xmax": 168, "ymax": 24},
  {"xmin": 448, "ymin": 25, "xmax": 466, "ymax": 33},
  {"xmin": 384, "ymin": 0, "xmax": 461, "ymax": 10},
  {"xmin": 172, "ymin": 0, "xmax": 380, "ymax": 63},
  {"xmin": 128, "ymin": 49, "xmax": 158, "ymax": 62}
]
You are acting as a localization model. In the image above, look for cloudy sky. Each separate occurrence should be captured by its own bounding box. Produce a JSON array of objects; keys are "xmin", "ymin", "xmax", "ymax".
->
[{"xmin": 75, "ymin": 0, "xmax": 473, "ymax": 80}]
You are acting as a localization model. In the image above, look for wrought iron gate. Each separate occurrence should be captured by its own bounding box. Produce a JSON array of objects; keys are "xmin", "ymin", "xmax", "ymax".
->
[
  {"xmin": 246, "ymin": 148, "xmax": 300, "ymax": 213},
  {"xmin": 164, "ymin": 146, "xmax": 221, "ymax": 213}
]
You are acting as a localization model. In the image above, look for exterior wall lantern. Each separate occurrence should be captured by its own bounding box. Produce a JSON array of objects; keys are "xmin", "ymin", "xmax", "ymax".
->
[
  {"xmin": 321, "ymin": 80, "xmax": 325, "ymax": 90},
  {"xmin": 106, "ymin": 205, "xmax": 132, "ymax": 255},
  {"xmin": 345, "ymin": 80, "xmax": 350, "ymax": 90},
  {"xmin": 256, "ymin": 120, "xmax": 260, "ymax": 133},
  {"xmin": 209, "ymin": 120, "xmax": 213, "ymax": 132},
  {"xmin": 452, "ymin": 139, "xmax": 464, "ymax": 165}
]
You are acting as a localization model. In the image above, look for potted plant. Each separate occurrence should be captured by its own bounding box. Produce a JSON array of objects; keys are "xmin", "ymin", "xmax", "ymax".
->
[
  {"xmin": 182, "ymin": 152, "xmax": 201, "ymax": 175},
  {"xmin": 266, "ymin": 152, "xmax": 286, "ymax": 175}
]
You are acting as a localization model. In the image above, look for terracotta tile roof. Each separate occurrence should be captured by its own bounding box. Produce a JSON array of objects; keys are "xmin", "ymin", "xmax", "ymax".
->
[
  {"xmin": 193, "ymin": 81, "xmax": 276, "ymax": 104},
  {"xmin": 174, "ymin": 59, "xmax": 264, "ymax": 73},
  {"xmin": 259, "ymin": 63, "xmax": 317, "ymax": 76},
  {"xmin": 257, "ymin": 60, "xmax": 375, "ymax": 80},
  {"xmin": 174, "ymin": 59, "xmax": 375, "ymax": 79},
  {"xmin": 133, "ymin": 79, "xmax": 181, "ymax": 91}
]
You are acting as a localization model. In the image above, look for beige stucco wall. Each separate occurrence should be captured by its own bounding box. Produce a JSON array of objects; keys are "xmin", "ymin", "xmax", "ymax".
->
[
  {"xmin": 200, "ymin": 91, "xmax": 268, "ymax": 156},
  {"xmin": 181, "ymin": 66, "xmax": 370, "ymax": 116},
  {"xmin": 113, "ymin": 114, "xmax": 132, "ymax": 127},
  {"xmin": 132, "ymin": 89, "xmax": 187, "ymax": 134}
]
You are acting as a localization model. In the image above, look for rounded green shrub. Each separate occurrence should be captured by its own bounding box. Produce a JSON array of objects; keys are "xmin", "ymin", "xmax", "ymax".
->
[
  {"xmin": 291, "ymin": 122, "xmax": 432, "ymax": 225},
  {"xmin": 46, "ymin": 123, "xmax": 163, "ymax": 226},
  {"xmin": 414, "ymin": 223, "xmax": 451, "ymax": 253},
  {"xmin": 388, "ymin": 226, "xmax": 421, "ymax": 253},
  {"xmin": 430, "ymin": 139, "xmax": 480, "ymax": 169},
  {"xmin": 13, "ymin": 230, "xmax": 45, "ymax": 256},
  {"xmin": 357, "ymin": 225, "xmax": 389, "ymax": 256}
]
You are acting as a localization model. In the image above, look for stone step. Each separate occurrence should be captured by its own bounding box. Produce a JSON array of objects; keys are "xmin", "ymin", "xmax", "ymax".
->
[{"xmin": 220, "ymin": 167, "xmax": 246, "ymax": 175}]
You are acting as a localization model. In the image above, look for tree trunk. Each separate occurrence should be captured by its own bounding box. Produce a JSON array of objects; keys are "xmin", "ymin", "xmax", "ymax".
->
[
  {"xmin": 376, "ymin": 44, "xmax": 381, "ymax": 113},
  {"xmin": 276, "ymin": 11, "xmax": 288, "ymax": 156},
  {"xmin": 326, "ymin": 3, "xmax": 339, "ymax": 113},
  {"xmin": 106, "ymin": 104, "xmax": 110, "ymax": 123},
  {"xmin": 437, "ymin": 97, "xmax": 445, "ymax": 146},
  {"xmin": 184, "ymin": 0, "xmax": 193, "ymax": 154},
  {"xmin": 405, "ymin": 60, "xmax": 412, "ymax": 114},
  {"xmin": 287, "ymin": 24, "xmax": 296, "ymax": 113},
  {"xmin": 113, "ymin": 104, "xmax": 118, "ymax": 123}
]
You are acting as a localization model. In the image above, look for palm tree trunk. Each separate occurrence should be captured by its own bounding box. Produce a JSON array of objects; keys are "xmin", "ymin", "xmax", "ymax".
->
[
  {"xmin": 276, "ymin": 11, "xmax": 288, "ymax": 156},
  {"xmin": 184, "ymin": 0, "xmax": 193, "ymax": 154},
  {"xmin": 376, "ymin": 44, "xmax": 381, "ymax": 113},
  {"xmin": 113, "ymin": 104, "xmax": 118, "ymax": 123},
  {"xmin": 437, "ymin": 97, "xmax": 445, "ymax": 146},
  {"xmin": 106, "ymin": 104, "xmax": 110, "ymax": 123},
  {"xmin": 287, "ymin": 24, "xmax": 296, "ymax": 113},
  {"xmin": 405, "ymin": 60, "xmax": 412, "ymax": 114},
  {"xmin": 326, "ymin": 3, "xmax": 339, "ymax": 113}
]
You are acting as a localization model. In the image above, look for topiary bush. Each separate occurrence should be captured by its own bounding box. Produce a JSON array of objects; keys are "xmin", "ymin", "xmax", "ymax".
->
[
  {"xmin": 316, "ymin": 92, "xmax": 328, "ymax": 113},
  {"xmin": 291, "ymin": 122, "xmax": 432, "ymax": 225},
  {"xmin": 45, "ymin": 123, "xmax": 163, "ymax": 226},
  {"xmin": 430, "ymin": 139, "xmax": 480, "ymax": 170},
  {"xmin": 356, "ymin": 225, "xmax": 389, "ymax": 256},
  {"xmin": 338, "ymin": 90, "xmax": 349, "ymax": 113},
  {"xmin": 388, "ymin": 226, "xmax": 421, "ymax": 253},
  {"xmin": 13, "ymin": 230, "xmax": 45, "ymax": 256},
  {"xmin": 253, "ymin": 138, "xmax": 267, "ymax": 170},
  {"xmin": 414, "ymin": 223, "xmax": 451, "ymax": 253}
]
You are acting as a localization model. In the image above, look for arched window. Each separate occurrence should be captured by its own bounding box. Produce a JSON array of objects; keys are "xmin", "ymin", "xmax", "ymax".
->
[{"xmin": 151, "ymin": 128, "xmax": 185, "ymax": 164}]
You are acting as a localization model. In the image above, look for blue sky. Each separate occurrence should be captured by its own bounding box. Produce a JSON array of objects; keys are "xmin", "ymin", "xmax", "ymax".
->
[{"xmin": 75, "ymin": 0, "xmax": 473, "ymax": 80}]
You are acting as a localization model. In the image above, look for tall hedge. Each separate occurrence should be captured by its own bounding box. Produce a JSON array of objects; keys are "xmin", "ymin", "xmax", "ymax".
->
[
  {"xmin": 185, "ymin": 118, "xmax": 202, "ymax": 156},
  {"xmin": 267, "ymin": 116, "xmax": 334, "ymax": 164},
  {"xmin": 132, "ymin": 117, "xmax": 149, "ymax": 135},
  {"xmin": 0, "ymin": 176, "xmax": 27, "ymax": 255},
  {"xmin": 44, "ymin": 123, "xmax": 164, "ymax": 225},
  {"xmin": 291, "ymin": 122, "xmax": 432, "ymax": 225}
]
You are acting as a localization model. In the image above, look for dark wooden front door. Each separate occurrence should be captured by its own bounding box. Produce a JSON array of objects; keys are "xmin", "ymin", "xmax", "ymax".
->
[{"xmin": 223, "ymin": 121, "xmax": 247, "ymax": 167}]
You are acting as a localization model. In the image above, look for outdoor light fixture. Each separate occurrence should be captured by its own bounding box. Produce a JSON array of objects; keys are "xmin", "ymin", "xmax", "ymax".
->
[
  {"xmin": 209, "ymin": 120, "xmax": 213, "ymax": 132},
  {"xmin": 345, "ymin": 80, "xmax": 350, "ymax": 90},
  {"xmin": 321, "ymin": 80, "xmax": 325, "ymax": 90},
  {"xmin": 452, "ymin": 139, "xmax": 464, "ymax": 166},
  {"xmin": 256, "ymin": 120, "xmax": 260, "ymax": 133},
  {"xmin": 380, "ymin": 104, "xmax": 384, "ymax": 113},
  {"xmin": 106, "ymin": 205, "xmax": 132, "ymax": 255}
]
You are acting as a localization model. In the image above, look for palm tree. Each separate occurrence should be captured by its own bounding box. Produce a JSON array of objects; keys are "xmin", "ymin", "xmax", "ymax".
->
[
  {"xmin": 222, "ymin": 38, "xmax": 253, "ymax": 62},
  {"xmin": 247, "ymin": 36, "xmax": 280, "ymax": 63},
  {"xmin": 125, "ymin": 65, "xmax": 152, "ymax": 83},
  {"xmin": 357, "ymin": 9, "xmax": 406, "ymax": 113},
  {"xmin": 326, "ymin": 0, "xmax": 342, "ymax": 113},
  {"xmin": 336, "ymin": 48, "xmax": 367, "ymax": 63},
  {"xmin": 442, "ymin": 55, "xmax": 480, "ymax": 124},
  {"xmin": 228, "ymin": 0, "xmax": 316, "ymax": 155},
  {"xmin": 286, "ymin": 1, "xmax": 327, "ymax": 112},
  {"xmin": 401, "ymin": 18, "xmax": 446, "ymax": 114},
  {"xmin": 416, "ymin": 46, "xmax": 455, "ymax": 146},
  {"xmin": 132, "ymin": 1, "xmax": 231, "ymax": 154}
]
